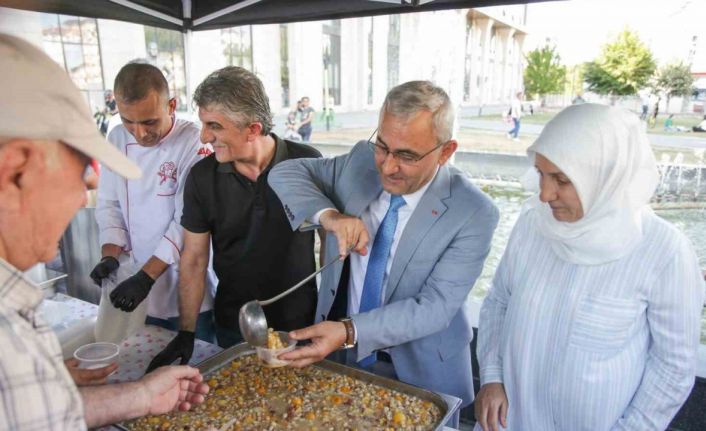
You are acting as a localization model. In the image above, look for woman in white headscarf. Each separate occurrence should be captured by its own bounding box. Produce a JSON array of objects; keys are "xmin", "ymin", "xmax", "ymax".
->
[{"xmin": 474, "ymin": 103, "xmax": 704, "ymax": 431}]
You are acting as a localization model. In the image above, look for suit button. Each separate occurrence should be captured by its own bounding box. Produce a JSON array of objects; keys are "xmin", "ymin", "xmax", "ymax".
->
[
  {"xmin": 320, "ymin": 314, "xmax": 326, "ymax": 320},
  {"xmin": 330, "ymin": 289, "xmax": 336, "ymax": 296}
]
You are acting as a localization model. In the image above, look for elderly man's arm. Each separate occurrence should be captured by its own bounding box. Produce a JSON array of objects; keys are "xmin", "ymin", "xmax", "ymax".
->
[
  {"xmin": 611, "ymin": 238, "xmax": 705, "ymax": 430},
  {"xmin": 80, "ymin": 365, "xmax": 208, "ymax": 428}
]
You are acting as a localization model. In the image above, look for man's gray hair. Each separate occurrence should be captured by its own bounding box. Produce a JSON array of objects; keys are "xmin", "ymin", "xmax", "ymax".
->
[
  {"xmin": 193, "ymin": 66, "xmax": 273, "ymax": 135},
  {"xmin": 380, "ymin": 81, "xmax": 455, "ymax": 143}
]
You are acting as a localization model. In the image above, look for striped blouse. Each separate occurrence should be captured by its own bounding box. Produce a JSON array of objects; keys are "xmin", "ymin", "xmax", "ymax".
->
[{"xmin": 477, "ymin": 209, "xmax": 705, "ymax": 431}]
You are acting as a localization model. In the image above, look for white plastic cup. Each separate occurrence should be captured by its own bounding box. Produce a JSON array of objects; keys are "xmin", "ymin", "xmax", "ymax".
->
[
  {"xmin": 255, "ymin": 331, "xmax": 297, "ymax": 368},
  {"xmin": 73, "ymin": 342, "xmax": 120, "ymax": 369}
]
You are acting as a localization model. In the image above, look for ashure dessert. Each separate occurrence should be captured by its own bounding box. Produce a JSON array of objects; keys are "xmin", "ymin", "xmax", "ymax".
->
[
  {"xmin": 267, "ymin": 328, "xmax": 286, "ymax": 349},
  {"xmin": 126, "ymin": 354, "xmax": 441, "ymax": 430}
]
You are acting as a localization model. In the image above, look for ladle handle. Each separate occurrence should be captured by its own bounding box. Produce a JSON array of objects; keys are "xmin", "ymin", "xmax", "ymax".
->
[{"xmin": 258, "ymin": 248, "xmax": 351, "ymax": 306}]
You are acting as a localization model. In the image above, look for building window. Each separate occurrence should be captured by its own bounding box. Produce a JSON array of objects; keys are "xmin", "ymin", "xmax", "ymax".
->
[
  {"xmin": 221, "ymin": 26, "xmax": 253, "ymax": 71},
  {"xmin": 41, "ymin": 14, "xmax": 105, "ymax": 115},
  {"xmin": 367, "ymin": 17, "xmax": 374, "ymax": 105},
  {"xmin": 322, "ymin": 20, "xmax": 341, "ymax": 106},
  {"xmin": 387, "ymin": 15, "xmax": 400, "ymax": 90},
  {"xmin": 144, "ymin": 27, "xmax": 187, "ymax": 110},
  {"xmin": 463, "ymin": 21, "xmax": 473, "ymax": 102},
  {"xmin": 280, "ymin": 24, "xmax": 290, "ymax": 108}
]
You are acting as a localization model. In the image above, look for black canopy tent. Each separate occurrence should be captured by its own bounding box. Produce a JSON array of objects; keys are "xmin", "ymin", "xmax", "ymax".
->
[
  {"xmin": 0, "ymin": 0, "xmax": 547, "ymax": 32},
  {"xmin": 0, "ymin": 0, "xmax": 546, "ymax": 107}
]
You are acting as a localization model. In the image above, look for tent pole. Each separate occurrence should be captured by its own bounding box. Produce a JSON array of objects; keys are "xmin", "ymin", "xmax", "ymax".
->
[
  {"xmin": 183, "ymin": 30, "xmax": 193, "ymax": 114},
  {"xmin": 192, "ymin": 0, "xmax": 264, "ymax": 28},
  {"xmin": 108, "ymin": 0, "xmax": 183, "ymax": 26},
  {"xmin": 182, "ymin": 0, "xmax": 193, "ymax": 114}
]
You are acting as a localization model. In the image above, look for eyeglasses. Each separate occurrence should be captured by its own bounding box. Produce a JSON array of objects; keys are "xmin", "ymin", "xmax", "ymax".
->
[{"xmin": 367, "ymin": 129, "xmax": 445, "ymax": 165}]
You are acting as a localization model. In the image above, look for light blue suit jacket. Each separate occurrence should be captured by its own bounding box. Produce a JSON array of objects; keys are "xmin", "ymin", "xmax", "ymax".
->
[{"xmin": 269, "ymin": 141, "xmax": 499, "ymax": 406}]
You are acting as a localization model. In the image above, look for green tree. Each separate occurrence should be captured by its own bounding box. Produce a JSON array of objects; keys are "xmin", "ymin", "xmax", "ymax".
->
[
  {"xmin": 584, "ymin": 29, "xmax": 656, "ymax": 97},
  {"xmin": 565, "ymin": 64, "xmax": 585, "ymax": 98},
  {"xmin": 523, "ymin": 45, "xmax": 566, "ymax": 105},
  {"xmin": 653, "ymin": 61, "xmax": 694, "ymax": 109}
]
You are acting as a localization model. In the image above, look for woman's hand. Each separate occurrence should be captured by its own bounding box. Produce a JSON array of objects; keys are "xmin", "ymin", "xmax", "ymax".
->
[{"xmin": 474, "ymin": 382, "xmax": 508, "ymax": 431}]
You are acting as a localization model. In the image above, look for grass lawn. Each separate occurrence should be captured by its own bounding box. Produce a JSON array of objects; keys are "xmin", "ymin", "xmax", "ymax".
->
[
  {"xmin": 312, "ymin": 127, "xmax": 533, "ymax": 155},
  {"xmin": 313, "ymin": 127, "xmax": 706, "ymax": 164},
  {"xmin": 469, "ymin": 111, "xmax": 556, "ymax": 125},
  {"xmin": 647, "ymin": 114, "xmax": 705, "ymax": 136}
]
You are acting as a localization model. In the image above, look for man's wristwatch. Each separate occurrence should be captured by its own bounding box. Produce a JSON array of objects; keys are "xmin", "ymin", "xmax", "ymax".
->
[{"xmin": 339, "ymin": 317, "xmax": 356, "ymax": 349}]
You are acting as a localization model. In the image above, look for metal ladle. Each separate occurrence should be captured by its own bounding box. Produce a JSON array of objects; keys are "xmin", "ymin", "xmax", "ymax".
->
[{"xmin": 238, "ymin": 251, "xmax": 346, "ymax": 347}]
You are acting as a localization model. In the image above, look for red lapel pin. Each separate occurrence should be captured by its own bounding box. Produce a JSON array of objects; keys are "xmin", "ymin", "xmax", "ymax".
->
[{"xmin": 432, "ymin": 210, "xmax": 438, "ymax": 216}]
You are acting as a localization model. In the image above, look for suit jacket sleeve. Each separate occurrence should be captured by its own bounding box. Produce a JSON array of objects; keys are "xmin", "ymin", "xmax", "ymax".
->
[
  {"xmin": 268, "ymin": 148, "xmax": 354, "ymax": 230},
  {"xmin": 351, "ymin": 200, "xmax": 499, "ymax": 359}
]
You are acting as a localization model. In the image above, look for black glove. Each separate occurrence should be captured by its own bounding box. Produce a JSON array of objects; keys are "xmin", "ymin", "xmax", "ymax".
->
[
  {"xmin": 145, "ymin": 331, "xmax": 195, "ymax": 374},
  {"xmin": 89, "ymin": 256, "xmax": 119, "ymax": 286},
  {"xmin": 109, "ymin": 270, "xmax": 155, "ymax": 312}
]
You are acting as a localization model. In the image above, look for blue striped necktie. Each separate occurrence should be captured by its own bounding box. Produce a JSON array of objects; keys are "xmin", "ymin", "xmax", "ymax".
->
[{"xmin": 358, "ymin": 194, "xmax": 406, "ymax": 367}]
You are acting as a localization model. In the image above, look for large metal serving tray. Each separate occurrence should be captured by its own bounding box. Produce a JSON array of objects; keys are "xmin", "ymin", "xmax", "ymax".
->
[{"xmin": 118, "ymin": 342, "xmax": 461, "ymax": 431}]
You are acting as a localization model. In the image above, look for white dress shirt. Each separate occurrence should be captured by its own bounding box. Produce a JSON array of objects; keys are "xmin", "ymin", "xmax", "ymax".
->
[{"xmin": 312, "ymin": 168, "xmax": 438, "ymax": 315}]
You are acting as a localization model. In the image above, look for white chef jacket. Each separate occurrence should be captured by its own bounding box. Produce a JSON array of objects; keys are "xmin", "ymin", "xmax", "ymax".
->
[{"xmin": 96, "ymin": 117, "xmax": 216, "ymax": 319}]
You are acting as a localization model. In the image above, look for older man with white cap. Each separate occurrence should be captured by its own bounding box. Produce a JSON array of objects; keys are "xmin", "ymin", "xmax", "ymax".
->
[{"xmin": 0, "ymin": 34, "xmax": 209, "ymax": 430}]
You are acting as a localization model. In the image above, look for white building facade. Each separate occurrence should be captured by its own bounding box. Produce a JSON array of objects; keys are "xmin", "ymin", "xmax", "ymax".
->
[{"xmin": 0, "ymin": 5, "xmax": 528, "ymax": 116}]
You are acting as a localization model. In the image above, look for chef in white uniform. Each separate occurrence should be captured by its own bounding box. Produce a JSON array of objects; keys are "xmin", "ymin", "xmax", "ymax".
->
[{"xmin": 92, "ymin": 62, "xmax": 216, "ymax": 341}]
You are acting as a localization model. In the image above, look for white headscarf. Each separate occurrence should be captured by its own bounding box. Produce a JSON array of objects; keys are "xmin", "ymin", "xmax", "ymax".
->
[{"xmin": 525, "ymin": 103, "xmax": 659, "ymax": 265}]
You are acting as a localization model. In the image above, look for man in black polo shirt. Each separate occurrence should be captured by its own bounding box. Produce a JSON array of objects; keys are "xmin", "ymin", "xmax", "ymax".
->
[{"xmin": 147, "ymin": 67, "xmax": 321, "ymax": 370}]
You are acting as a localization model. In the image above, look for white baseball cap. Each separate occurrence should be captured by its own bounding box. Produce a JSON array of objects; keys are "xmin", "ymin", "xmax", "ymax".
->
[{"xmin": 0, "ymin": 33, "xmax": 141, "ymax": 179}]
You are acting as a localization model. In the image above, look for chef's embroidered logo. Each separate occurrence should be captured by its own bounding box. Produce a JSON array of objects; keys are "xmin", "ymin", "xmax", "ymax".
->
[
  {"xmin": 197, "ymin": 146, "xmax": 213, "ymax": 156},
  {"xmin": 157, "ymin": 161, "xmax": 177, "ymax": 185}
]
